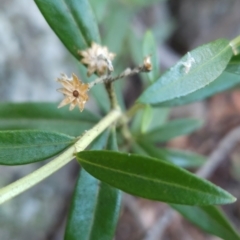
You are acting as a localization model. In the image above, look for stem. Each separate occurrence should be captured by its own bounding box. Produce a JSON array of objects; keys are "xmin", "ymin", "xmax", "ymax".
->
[
  {"xmin": 230, "ymin": 35, "xmax": 240, "ymax": 55},
  {"xmin": 105, "ymin": 81, "xmax": 119, "ymax": 110},
  {"xmin": 88, "ymin": 64, "xmax": 150, "ymax": 88},
  {"xmin": 0, "ymin": 109, "xmax": 122, "ymax": 205},
  {"xmin": 117, "ymin": 103, "xmax": 145, "ymax": 149}
]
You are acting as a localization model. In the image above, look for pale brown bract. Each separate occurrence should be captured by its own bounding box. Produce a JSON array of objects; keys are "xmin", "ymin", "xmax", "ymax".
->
[
  {"xmin": 57, "ymin": 73, "xmax": 89, "ymax": 112},
  {"xmin": 79, "ymin": 42, "xmax": 115, "ymax": 77},
  {"xmin": 143, "ymin": 55, "xmax": 152, "ymax": 71}
]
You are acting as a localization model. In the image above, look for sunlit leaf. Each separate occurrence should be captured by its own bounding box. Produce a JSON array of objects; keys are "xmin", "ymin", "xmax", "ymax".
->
[
  {"xmin": 156, "ymin": 71, "xmax": 240, "ymax": 106},
  {"xmin": 138, "ymin": 39, "xmax": 233, "ymax": 105}
]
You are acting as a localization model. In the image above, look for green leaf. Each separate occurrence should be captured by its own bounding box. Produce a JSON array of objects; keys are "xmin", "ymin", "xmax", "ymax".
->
[
  {"xmin": 171, "ymin": 204, "xmax": 240, "ymax": 240},
  {"xmin": 142, "ymin": 31, "xmax": 159, "ymax": 82},
  {"xmin": 90, "ymin": 130, "xmax": 109, "ymax": 150},
  {"xmin": 130, "ymin": 108, "xmax": 145, "ymax": 134},
  {"xmin": 128, "ymin": 31, "xmax": 143, "ymax": 66},
  {"xmin": 141, "ymin": 105, "xmax": 153, "ymax": 133},
  {"xmin": 133, "ymin": 140, "xmax": 206, "ymax": 168},
  {"xmin": 89, "ymin": 0, "xmax": 109, "ymax": 23},
  {"xmin": 34, "ymin": 0, "xmax": 100, "ymax": 59},
  {"xmin": 136, "ymin": 118, "xmax": 203, "ymax": 143},
  {"xmin": 138, "ymin": 39, "xmax": 233, "ymax": 105},
  {"xmin": 123, "ymin": 0, "xmax": 163, "ymax": 7},
  {"xmin": 103, "ymin": 6, "xmax": 131, "ymax": 54},
  {"xmin": 147, "ymin": 107, "xmax": 170, "ymax": 131},
  {"xmin": 226, "ymin": 55, "xmax": 240, "ymax": 75},
  {"xmin": 131, "ymin": 106, "xmax": 169, "ymax": 135},
  {"xmin": 64, "ymin": 169, "xmax": 121, "ymax": 240},
  {"xmin": 107, "ymin": 128, "xmax": 118, "ymax": 151},
  {"xmin": 0, "ymin": 130, "xmax": 75, "ymax": 165},
  {"xmin": 0, "ymin": 102, "xmax": 99, "ymax": 136},
  {"xmin": 77, "ymin": 151, "xmax": 236, "ymax": 205},
  {"xmin": 155, "ymin": 71, "xmax": 240, "ymax": 107},
  {"xmin": 65, "ymin": 127, "xmax": 121, "ymax": 240}
]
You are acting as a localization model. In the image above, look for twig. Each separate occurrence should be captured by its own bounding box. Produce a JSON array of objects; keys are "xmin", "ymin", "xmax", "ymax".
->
[
  {"xmin": 123, "ymin": 194, "xmax": 147, "ymax": 231},
  {"xmin": 196, "ymin": 126, "xmax": 240, "ymax": 178},
  {"xmin": 104, "ymin": 81, "xmax": 119, "ymax": 110},
  {"xmin": 88, "ymin": 64, "xmax": 150, "ymax": 88},
  {"xmin": 143, "ymin": 208, "xmax": 175, "ymax": 240}
]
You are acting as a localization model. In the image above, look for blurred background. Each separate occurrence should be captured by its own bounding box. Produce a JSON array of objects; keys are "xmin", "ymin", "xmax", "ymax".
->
[{"xmin": 0, "ymin": 0, "xmax": 240, "ymax": 239}]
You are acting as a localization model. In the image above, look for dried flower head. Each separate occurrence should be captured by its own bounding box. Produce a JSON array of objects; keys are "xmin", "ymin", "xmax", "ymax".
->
[
  {"xmin": 79, "ymin": 42, "xmax": 115, "ymax": 77},
  {"xmin": 57, "ymin": 73, "xmax": 89, "ymax": 112},
  {"xmin": 143, "ymin": 56, "xmax": 152, "ymax": 71}
]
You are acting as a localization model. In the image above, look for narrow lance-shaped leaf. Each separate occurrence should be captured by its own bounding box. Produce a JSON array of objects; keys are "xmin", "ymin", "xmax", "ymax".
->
[
  {"xmin": 107, "ymin": 128, "xmax": 119, "ymax": 151},
  {"xmin": 225, "ymin": 55, "xmax": 240, "ymax": 75},
  {"xmin": 34, "ymin": 0, "xmax": 100, "ymax": 59},
  {"xmin": 142, "ymin": 30, "xmax": 159, "ymax": 83},
  {"xmin": 132, "ymin": 140, "xmax": 206, "ymax": 168},
  {"xmin": 138, "ymin": 39, "xmax": 233, "ymax": 105},
  {"xmin": 0, "ymin": 102, "xmax": 99, "ymax": 136},
  {"xmin": 130, "ymin": 106, "xmax": 169, "ymax": 134},
  {"xmin": 103, "ymin": 5, "xmax": 131, "ymax": 54},
  {"xmin": 89, "ymin": 0, "xmax": 108, "ymax": 23},
  {"xmin": 77, "ymin": 151, "xmax": 236, "ymax": 205},
  {"xmin": 141, "ymin": 105, "xmax": 153, "ymax": 134},
  {"xmin": 155, "ymin": 71, "xmax": 240, "ymax": 107},
  {"xmin": 136, "ymin": 118, "xmax": 203, "ymax": 143},
  {"xmin": 147, "ymin": 107, "xmax": 170, "ymax": 132},
  {"xmin": 65, "ymin": 131, "xmax": 121, "ymax": 240},
  {"xmin": 171, "ymin": 204, "xmax": 240, "ymax": 240},
  {"xmin": 0, "ymin": 130, "xmax": 75, "ymax": 165},
  {"xmin": 65, "ymin": 169, "xmax": 121, "ymax": 240}
]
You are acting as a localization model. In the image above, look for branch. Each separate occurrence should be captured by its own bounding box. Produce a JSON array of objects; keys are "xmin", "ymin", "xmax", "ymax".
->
[
  {"xmin": 144, "ymin": 208, "xmax": 175, "ymax": 240},
  {"xmin": 196, "ymin": 126, "xmax": 240, "ymax": 178},
  {"xmin": 88, "ymin": 64, "xmax": 150, "ymax": 89},
  {"xmin": 0, "ymin": 109, "xmax": 122, "ymax": 205}
]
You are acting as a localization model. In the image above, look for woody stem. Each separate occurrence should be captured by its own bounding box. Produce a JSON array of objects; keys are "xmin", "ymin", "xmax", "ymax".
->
[{"xmin": 88, "ymin": 64, "xmax": 149, "ymax": 89}]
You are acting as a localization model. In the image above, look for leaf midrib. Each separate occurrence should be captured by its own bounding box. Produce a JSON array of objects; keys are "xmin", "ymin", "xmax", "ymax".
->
[
  {"xmin": 0, "ymin": 118, "xmax": 97, "ymax": 124},
  {"xmin": 0, "ymin": 140, "xmax": 74, "ymax": 150},
  {"xmin": 79, "ymin": 158, "xmax": 227, "ymax": 201}
]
